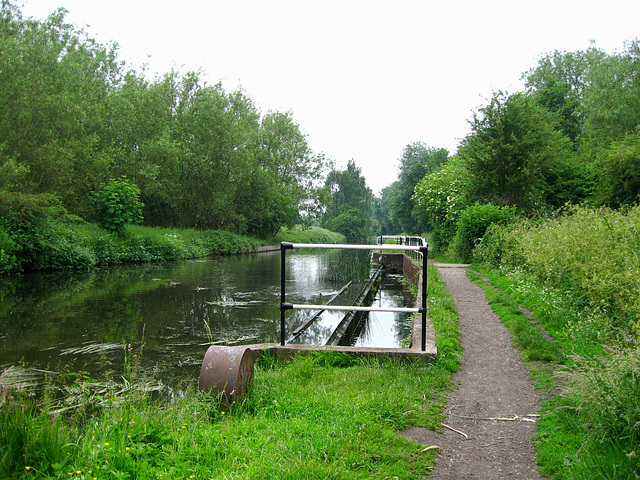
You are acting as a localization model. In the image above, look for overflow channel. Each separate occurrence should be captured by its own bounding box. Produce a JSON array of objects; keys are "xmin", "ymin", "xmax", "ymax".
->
[{"xmin": 199, "ymin": 240, "xmax": 437, "ymax": 401}]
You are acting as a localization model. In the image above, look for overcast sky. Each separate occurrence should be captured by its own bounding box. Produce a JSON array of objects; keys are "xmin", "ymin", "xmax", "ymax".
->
[{"xmin": 20, "ymin": 0, "xmax": 640, "ymax": 194}]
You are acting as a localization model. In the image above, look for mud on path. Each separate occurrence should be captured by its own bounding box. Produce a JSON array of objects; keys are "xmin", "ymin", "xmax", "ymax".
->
[{"xmin": 401, "ymin": 264, "xmax": 546, "ymax": 479}]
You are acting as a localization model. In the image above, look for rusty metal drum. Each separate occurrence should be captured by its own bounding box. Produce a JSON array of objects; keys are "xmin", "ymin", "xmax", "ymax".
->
[{"xmin": 198, "ymin": 345, "xmax": 255, "ymax": 400}]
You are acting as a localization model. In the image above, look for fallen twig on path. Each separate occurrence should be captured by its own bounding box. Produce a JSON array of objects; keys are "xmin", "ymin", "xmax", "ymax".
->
[
  {"xmin": 450, "ymin": 413, "xmax": 539, "ymax": 423},
  {"xmin": 421, "ymin": 445, "xmax": 442, "ymax": 453},
  {"xmin": 442, "ymin": 423, "xmax": 468, "ymax": 438}
]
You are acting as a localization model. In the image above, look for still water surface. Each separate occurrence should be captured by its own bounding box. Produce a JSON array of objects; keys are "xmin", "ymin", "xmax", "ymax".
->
[{"xmin": 0, "ymin": 249, "xmax": 412, "ymax": 387}]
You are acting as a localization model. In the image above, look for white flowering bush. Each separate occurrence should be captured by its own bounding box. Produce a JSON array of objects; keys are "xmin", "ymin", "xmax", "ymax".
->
[{"xmin": 413, "ymin": 156, "xmax": 472, "ymax": 251}]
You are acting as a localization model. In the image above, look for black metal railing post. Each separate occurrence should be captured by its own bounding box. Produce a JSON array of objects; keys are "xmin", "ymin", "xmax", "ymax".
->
[
  {"xmin": 419, "ymin": 245, "xmax": 429, "ymax": 351},
  {"xmin": 280, "ymin": 242, "xmax": 293, "ymax": 346}
]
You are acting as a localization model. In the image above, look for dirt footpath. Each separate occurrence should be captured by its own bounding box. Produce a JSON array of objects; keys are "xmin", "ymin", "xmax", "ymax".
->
[{"xmin": 401, "ymin": 264, "xmax": 546, "ymax": 479}]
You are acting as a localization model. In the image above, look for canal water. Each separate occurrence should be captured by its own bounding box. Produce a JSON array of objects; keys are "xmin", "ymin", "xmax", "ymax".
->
[{"xmin": 0, "ymin": 249, "xmax": 413, "ymax": 388}]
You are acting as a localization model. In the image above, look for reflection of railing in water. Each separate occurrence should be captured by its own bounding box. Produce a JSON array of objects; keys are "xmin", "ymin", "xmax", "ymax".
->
[{"xmin": 280, "ymin": 242, "xmax": 429, "ymax": 351}]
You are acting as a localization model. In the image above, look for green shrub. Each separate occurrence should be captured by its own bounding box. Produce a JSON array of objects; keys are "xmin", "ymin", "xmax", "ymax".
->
[
  {"xmin": 473, "ymin": 222, "xmax": 523, "ymax": 267},
  {"xmin": 0, "ymin": 191, "xmax": 96, "ymax": 271},
  {"xmin": 453, "ymin": 203, "xmax": 516, "ymax": 262},
  {"xmin": 91, "ymin": 177, "xmax": 144, "ymax": 234},
  {"xmin": 0, "ymin": 227, "xmax": 18, "ymax": 274}
]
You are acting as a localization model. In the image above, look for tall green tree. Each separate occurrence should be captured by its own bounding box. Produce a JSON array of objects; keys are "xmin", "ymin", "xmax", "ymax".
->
[
  {"xmin": 388, "ymin": 142, "xmax": 449, "ymax": 234},
  {"xmin": 581, "ymin": 40, "xmax": 640, "ymax": 154},
  {"xmin": 322, "ymin": 160, "xmax": 373, "ymax": 243},
  {"xmin": 460, "ymin": 91, "xmax": 579, "ymax": 210},
  {"xmin": 594, "ymin": 126, "xmax": 640, "ymax": 207},
  {"xmin": 523, "ymin": 48, "xmax": 600, "ymax": 143},
  {"xmin": 236, "ymin": 111, "xmax": 328, "ymax": 237},
  {"xmin": 372, "ymin": 187, "xmax": 397, "ymax": 236},
  {"xmin": 0, "ymin": 2, "xmax": 121, "ymax": 209}
]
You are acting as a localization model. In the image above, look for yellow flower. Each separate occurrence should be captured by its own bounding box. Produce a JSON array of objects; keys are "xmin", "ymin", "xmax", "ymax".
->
[
  {"xmin": 104, "ymin": 442, "xmax": 109, "ymax": 446},
  {"xmin": 25, "ymin": 466, "xmax": 31, "ymax": 471}
]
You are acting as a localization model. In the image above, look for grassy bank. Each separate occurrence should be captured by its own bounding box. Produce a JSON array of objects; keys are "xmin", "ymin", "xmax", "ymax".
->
[
  {"xmin": 470, "ymin": 204, "xmax": 640, "ymax": 479},
  {"xmin": 0, "ymin": 263, "xmax": 460, "ymax": 479},
  {"xmin": 0, "ymin": 202, "xmax": 345, "ymax": 274}
]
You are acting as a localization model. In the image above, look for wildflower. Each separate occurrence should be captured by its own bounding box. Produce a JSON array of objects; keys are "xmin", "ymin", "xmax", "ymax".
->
[
  {"xmin": 25, "ymin": 466, "xmax": 31, "ymax": 471},
  {"xmin": 76, "ymin": 471, "xmax": 81, "ymax": 475},
  {"xmin": 104, "ymin": 442, "xmax": 109, "ymax": 446}
]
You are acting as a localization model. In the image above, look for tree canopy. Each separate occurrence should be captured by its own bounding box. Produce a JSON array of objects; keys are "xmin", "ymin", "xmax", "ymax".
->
[
  {"xmin": 407, "ymin": 40, "xmax": 640, "ymax": 254},
  {"xmin": 0, "ymin": 2, "xmax": 329, "ymax": 238},
  {"xmin": 322, "ymin": 160, "xmax": 373, "ymax": 243}
]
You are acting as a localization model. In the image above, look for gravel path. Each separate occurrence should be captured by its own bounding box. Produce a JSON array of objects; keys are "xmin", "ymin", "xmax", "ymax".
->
[{"xmin": 401, "ymin": 264, "xmax": 546, "ymax": 479}]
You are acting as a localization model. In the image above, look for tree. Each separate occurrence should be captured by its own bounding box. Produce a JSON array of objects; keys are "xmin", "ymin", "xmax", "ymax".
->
[
  {"xmin": 523, "ymin": 48, "xmax": 599, "ymax": 143},
  {"xmin": 0, "ymin": 2, "xmax": 122, "ymax": 211},
  {"xmin": 388, "ymin": 142, "xmax": 449, "ymax": 233},
  {"xmin": 372, "ymin": 187, "xmax": 397, "ymax": 236},
  {"xmin": 413, "ymin": 156, "xmax": 472, "ymax": 252},
  {"xmin": 581, "ymin": 40, "xmax": 640, "ymax": 153},
  {"xmin": 460, "ymin": 91, "xmax": 578, "ymax": 210},
  {"xmin": 594, "ymin": 127, "xmax": 640, "ymax": 207},
  {"xmin": 240, "ymin": 111, "xmax": 329, "ymax": 237},
  {"xmin": 322, "ymin": 160, "xmax": 373, "ymax": 243}
]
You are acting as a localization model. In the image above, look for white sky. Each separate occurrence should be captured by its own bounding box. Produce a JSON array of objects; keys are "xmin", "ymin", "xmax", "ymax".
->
[{"xmin": 20, "ymin": 0, "xmax": 640, "ymax": 195}]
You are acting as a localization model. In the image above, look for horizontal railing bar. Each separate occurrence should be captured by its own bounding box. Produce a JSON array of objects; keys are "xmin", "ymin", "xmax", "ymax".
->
[
  {"xmin": 288, "ymin": 243, "xmax": 424, "ymax": 252},
  {"xmin": 289, "ymin": 304, "xmax": 420, "ymax": 313}
]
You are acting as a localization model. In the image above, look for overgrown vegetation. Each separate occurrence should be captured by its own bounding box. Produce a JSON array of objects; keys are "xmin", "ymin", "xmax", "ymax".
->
[
  {"xmin": 375, "ymin": 41, "xmax": 640, "ymax": 477},
  {"xmin": 0, "ymin": 264, "xmax": 461, "ymax": 479},
  {"xmin": 0, "ymin": 190, "xmax": 265, "ymax": 272},
  {"xmin": 470, "ymin": 205, "xmax": 640, "ymax": 479}
]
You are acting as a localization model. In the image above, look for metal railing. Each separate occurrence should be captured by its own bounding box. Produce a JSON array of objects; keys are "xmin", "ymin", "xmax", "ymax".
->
[
  {"xmin": 376, "ymin": 236, "xmax": 427, "ymax": 262},
  {"xmin": 280, "ymin": 242, "xmax": 429, "ymax": 351}
]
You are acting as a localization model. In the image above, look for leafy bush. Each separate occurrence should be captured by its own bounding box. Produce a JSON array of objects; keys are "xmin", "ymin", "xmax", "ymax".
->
[
  {"xmin": 91, "ymin": 177, "xmax": 144, "ymax": 234},
  {"xmin": 453, "ymin": 203, "xmax": 516, "ymax": 262},
  {"xmin": 0, "ymin": 191, "xmax": 97, "ymax": 271},
  {"xmin": 0, "ymin": 227, "xmax": 18, "ymax": 274},
  {"xmin": 472, "ymin": 222, "xmax": 522, "ymax": 267},
  {"xmin": 412, "ymin": 156, "xmax": 472, "ymax": 252},
  {"xmin": 323, "ymin": 208, "xmax": 369, "ymax": 243}
]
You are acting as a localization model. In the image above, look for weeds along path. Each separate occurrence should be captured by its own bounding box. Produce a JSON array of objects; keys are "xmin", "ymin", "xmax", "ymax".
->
[{"xmin": 402, "ymin": 264, "xmax": 546, "ymax": 479}]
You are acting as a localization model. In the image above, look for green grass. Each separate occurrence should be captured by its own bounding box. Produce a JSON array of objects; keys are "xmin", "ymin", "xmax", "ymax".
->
[
  {"xmin": 0, "ymin": 263, "xmax": 461, "ymax": 480},
  {"xmin": 271, "ymin": 225, "xmax": 346, "ymax": 245},
  {"xmin": 0, "ymin": 355, "xmax": 453, "ymax": 479}
]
